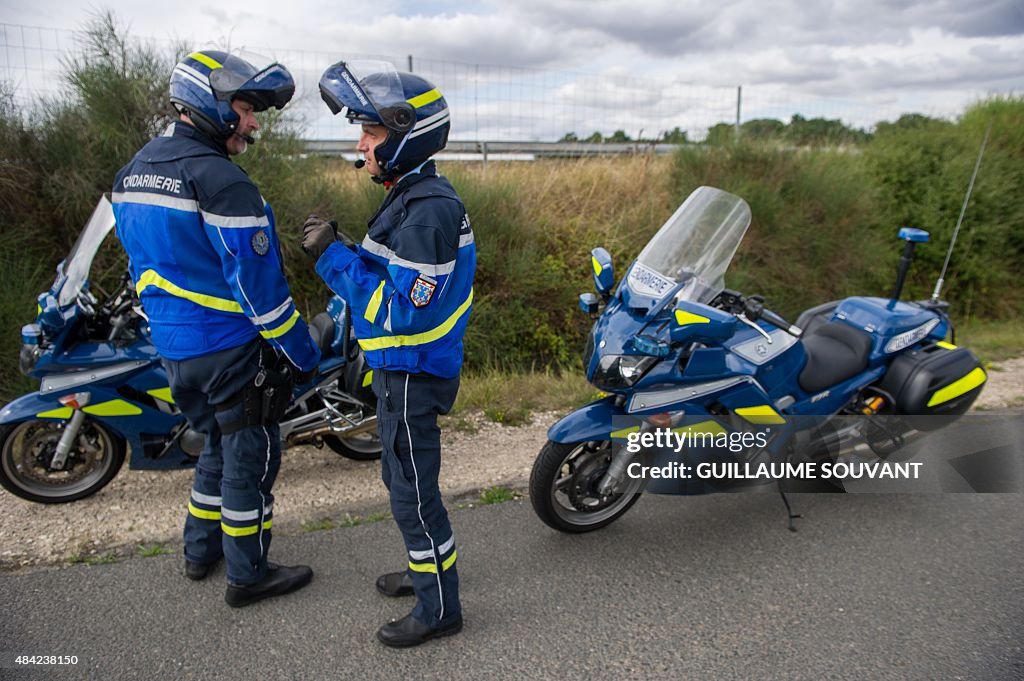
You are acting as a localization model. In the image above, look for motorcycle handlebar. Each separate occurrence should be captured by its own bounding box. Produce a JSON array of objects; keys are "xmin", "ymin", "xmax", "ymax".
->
[{"xmin": 741, "ymin": 295, "xmax": 802, "ymax": 337}]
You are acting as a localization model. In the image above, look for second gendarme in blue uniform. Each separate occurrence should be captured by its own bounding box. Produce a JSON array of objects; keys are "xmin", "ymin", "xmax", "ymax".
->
[
  {"xmin": 305, "ymin": 59, "xmax": 474, "ymax": 647},
  {"xmin": 113, "ymin": 50, "xmax": 318, "ymax": 607}
]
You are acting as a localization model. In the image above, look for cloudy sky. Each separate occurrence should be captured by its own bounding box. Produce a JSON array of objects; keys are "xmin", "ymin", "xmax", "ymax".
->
[{"xmin": 2, "ymin": 0, "xmax": 1022, "ymax": 140}]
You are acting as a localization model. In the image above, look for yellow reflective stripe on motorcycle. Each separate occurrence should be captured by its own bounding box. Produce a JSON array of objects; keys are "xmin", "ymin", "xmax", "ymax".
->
[
  {"xmin": 362, "ymin": 370, "xmax": 373, "ymax": 388},
  {"xmin": 358, "ymin": 288, "xmax": 473, "ymax": 351},
  {"xmin": 671, "ymin": 420, "xmax": 727, "ymax": 436},
  {"xmin": 136, "ymin": 269, "xmax": 244, "ymax": 314},
  {"xmin": 188, "ymin": 502, "xmax": 221, "ymax": 521},
  {"xmin": 365, "ymin": 281, "xmax": 386, "ymax": 324},
  {"xmin": 407, "ymin": 88, "xmax": 441, "ymax": 108},
  {"xmin": 936, "ymin": 341, "xmax": 958, "ymax": 350},
  {"xmin": 674, "ymin": 309, "xmax": 710, "ymax": 326},
  {"xmin": 592, "ymin": 257, "xmax": 603, "ymax": 277},
  {"xmin": 611, "ymin": 425, "xmax": 640, "ymax": 440},
  {"xmin": 927, "ymin": 367, "xmax": 986, "ymax": 407},
  {"xmin": 259, "ymin": 310, "xmax": 300, "ymax": 340},
  {"xmin": 82, "ymin": 400, "xmax": 143, "ymax": 417},
  {"xmin": 146, "ymin": 387, "xmax": 176, "ymax": 404},
  {"xmin": 189, "ymin": 52, "xmax": 223, "ymax": 70},
  {"xmin": 408, "ymin": 550, "xmax": 457, "ymax": 574},
  {"xmin": 220, "ymin": 520, "xmax": 272, "ymax": 537},
  {"xmin": 735, "ymin": 405, "xmax": 785, "ymax": 425},
  {"xmin": 37, "ymin": 407, "xmax": 73, "ymax": 419}
]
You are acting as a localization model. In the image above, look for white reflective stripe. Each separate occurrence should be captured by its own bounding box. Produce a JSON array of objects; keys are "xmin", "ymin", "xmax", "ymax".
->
[
  {"xmin": 409, "ymin": 547, "xmax": 434, "ymax": 561},
  {"xmin": 361, "ymin": 237, "xmax": 455, "ymax": 277},
  {"xmin": 221, "ymin": 507, "xmax": 259, "ymax": 522},
  {"xmin": 173, "ymin": 64, "xmax": 212, "ymax": 94},
  {"xmin": 437, "ymin": 535, "xmax": 455, "ymax": 556},
  {"xmin": 409, "ymin": 534, "xmax": 454, "ymax": 559},
  {"xmin": 412, "ymin": 108, "xmax": 448, "ymax": 132},
  {"xmin": 112, "ymin": 191, "xmax": 198, "ymax": 213},
  {"xmin": 221, "ymin": 504, "xmax": 273, "ymax": 522},
  {"xmin": 191, "ymin": 490, "xmax": 222, "ymax": 506},
  {"xmin": 201, "ymin": 211, "xmax": 270, "ymax": 229},
  {"xmin": 459, "ymin": 232, "xmax": 474, "ymax": 248},
  {"xmin": 250, "ymin": 297, "xmax": 293, "ymax": 326},
  {"xmin": 409, "ymin": 112, "xmax": 450, "ymax": 139}
]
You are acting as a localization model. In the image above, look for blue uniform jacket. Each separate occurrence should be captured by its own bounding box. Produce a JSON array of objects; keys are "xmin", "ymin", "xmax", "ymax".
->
[
  {"xmin": 315, "ymin": 162, "xmax": 475, "ymax": 379},
  {"xmin": 112, "ymin": 122, "xmax": 319, "ymax": 371}
]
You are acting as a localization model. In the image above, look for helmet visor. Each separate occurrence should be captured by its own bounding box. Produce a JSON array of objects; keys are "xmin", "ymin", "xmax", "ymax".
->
[
  {"xmin": 208, "ymin": 50, "xmax": 295, "ymax": 111},
  {"xmin": 319, "ymin": 60, "xmax": 415, "ymax": 132}
]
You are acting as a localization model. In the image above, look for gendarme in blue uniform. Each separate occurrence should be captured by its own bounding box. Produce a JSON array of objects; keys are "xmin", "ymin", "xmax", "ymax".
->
[
  {"xmin": 113, "ymin": 121, "xmax": 319, "ymax": 585},
  {"xmin": 315, "ymin": 160, "xmax": 474, "ymax": 628}
]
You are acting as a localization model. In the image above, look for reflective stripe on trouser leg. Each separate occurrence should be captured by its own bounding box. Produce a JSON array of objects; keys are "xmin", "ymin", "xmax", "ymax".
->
[
  {"xmin": 217, "ymin": 400, "xmax": 282, "ymax": 586},
  {"xmin": 374, "ymin": 370, "xmax": 461, "ymax": 627}
]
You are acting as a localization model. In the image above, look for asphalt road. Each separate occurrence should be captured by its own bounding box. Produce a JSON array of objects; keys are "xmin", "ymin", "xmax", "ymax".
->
[{"xmin": 2, "ymin": 484, "xmax": 1022, "ymax": 681}]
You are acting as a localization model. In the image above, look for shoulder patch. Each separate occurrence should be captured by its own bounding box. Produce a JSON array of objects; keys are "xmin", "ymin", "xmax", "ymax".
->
[
  {"xmin": 251, "ymin": 229, "xmax": 270, "ymax": 256},
  {"xmin": 410, "ymin": 275, "xmax": 437, "ymax": 307}
]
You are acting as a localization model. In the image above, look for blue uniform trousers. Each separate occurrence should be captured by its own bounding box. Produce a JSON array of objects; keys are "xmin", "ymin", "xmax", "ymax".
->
[
  {"xmin": 164, "ymin": 340, "xmax": 281, "ymax": 586},
  {"xmin": 373, "ymin": 370, "xmax": 462, "ymax": 628}
]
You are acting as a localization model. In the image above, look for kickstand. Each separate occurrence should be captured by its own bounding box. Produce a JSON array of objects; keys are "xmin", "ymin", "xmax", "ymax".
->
[{"xmin": 777, "ymin": 480, "xmax": 802, "ymax": 532}]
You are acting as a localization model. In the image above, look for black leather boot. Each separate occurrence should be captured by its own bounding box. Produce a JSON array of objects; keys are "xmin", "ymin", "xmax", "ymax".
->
[
  {"xmin": 377, "ymin": 613, "xmax": 463, "ymax": 647},
  {"xmin": 224, "ymin": 563, "xmax": 313, "ymax": 608},
  {"xmin": 375, "ymin": 571, "xmax": 415, "ymax": 597},
  {"xmin": 184, "ymin": 558, "xmax": 221, "ymax": 581}
]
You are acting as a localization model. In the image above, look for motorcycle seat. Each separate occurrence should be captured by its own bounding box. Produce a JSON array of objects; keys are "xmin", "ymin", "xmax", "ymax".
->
[
  {"xmin": 798, "ymin": 321, "xmax": 872, "ymax": 394},
  {"xmin": 308, "ymin": 312, "xmax": 336, "ymax": 354}
]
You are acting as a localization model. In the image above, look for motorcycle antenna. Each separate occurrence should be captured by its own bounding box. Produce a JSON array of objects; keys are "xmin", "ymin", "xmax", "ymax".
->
[{"xmin": 931, "ymin": 122, "xmax": 992, "ymax": 303}]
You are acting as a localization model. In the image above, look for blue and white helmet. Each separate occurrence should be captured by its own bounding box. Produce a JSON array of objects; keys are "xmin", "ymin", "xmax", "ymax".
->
[
  {"xmin": 319, "ymin": 60, "xmax": 450, "ymax": 182},
  {"xmin": 170, "ymin": 50, "xmax": 295, "ymax": 141}
]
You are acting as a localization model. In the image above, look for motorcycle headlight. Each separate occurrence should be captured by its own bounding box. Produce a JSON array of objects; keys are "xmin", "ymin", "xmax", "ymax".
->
[{"xmin": 592, "ymin": 354, "xmax": 657, "ymax": 391}]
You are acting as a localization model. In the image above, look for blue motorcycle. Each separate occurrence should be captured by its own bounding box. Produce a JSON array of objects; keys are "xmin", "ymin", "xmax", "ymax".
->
[
  {"xmin": 1, "ymin": 196, "xmax": 380, "ymax": 504},
  {"xmin": 529, "ymin": 186, "xmax": 987, "ymax": 532}
]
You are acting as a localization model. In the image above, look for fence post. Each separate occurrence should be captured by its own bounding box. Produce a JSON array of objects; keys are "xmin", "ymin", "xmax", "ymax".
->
[
  {"xmin": 407, "ymin": 54, "xmax": 414, "ymax": 72},
  {"xmin": 735, "ymin": 85, "xmax": 742, "ymax": 143}
]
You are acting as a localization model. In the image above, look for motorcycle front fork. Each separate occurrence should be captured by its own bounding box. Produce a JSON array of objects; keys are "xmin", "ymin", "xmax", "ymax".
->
[
  {"xmin": 51, "ymin": 409, "xmax": 86, "ymax": 470},
  {"xmin": 597, "ymin": 444, "xmax": 635, "ymax": 496}
]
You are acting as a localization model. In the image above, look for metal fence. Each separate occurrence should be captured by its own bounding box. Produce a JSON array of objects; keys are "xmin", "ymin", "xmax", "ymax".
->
[{"xmin": 1, "ymin": 22, "xmax": 943, "ymax": 144}]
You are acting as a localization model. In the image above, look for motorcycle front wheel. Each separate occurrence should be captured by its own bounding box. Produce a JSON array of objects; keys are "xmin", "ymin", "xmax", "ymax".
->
[
  {"xmin": 0, "ymin": 418, "xmax": 126, "ymax": 503},
  {"xmin": 529, "ymin": 439, "xmax": 643, "ymax": 533}
]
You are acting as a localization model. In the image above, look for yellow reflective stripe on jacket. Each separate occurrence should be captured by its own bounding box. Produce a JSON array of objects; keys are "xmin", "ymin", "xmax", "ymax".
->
[
  {"xmin": 358, "ymin": 289, "xmax": 473, "ymax": 352},
  {"xmin": 365, "ymin": 281, "xmax": 386, "ymax": 324},
  {"xmin": 259, "ymin": 310, "xmax": 300, "ymax": 340},
  {"xmin": 188, "ymin": 502, "xmax": 221, "ymax": 521},
  {"xmin": 220, "ymin": 520, "xmax": 272, "ymax": 537},
  {"xmin": 408, "ymin": 550, "xmax": 457, "ymax": 574},
  {"xmin": 407, "ymin": 88, "xmax": 441, "ymax": 108},
  {"xmin": 136, "ymin": 269, "xmax": 244, "ymax": 314},
  {"xmin": 189, "ymin": 52, "xmax": 223, "ymax": 70}
]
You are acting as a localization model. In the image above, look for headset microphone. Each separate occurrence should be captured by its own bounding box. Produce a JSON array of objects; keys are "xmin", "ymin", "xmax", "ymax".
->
[{"xmin": 354, "ymin": 159, "xmax": 366, "ymax": 169}]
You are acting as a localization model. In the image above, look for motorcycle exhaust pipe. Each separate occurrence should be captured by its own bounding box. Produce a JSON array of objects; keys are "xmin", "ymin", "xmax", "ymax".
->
[{"xmin": 285, "ymin": 416, "xmax": 378, "ymax": 446}]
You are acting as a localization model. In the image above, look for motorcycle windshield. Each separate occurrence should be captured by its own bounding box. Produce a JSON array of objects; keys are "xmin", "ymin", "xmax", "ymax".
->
[
  {"xmin": 631, "ymin": 186, "xmax": 751, "ymax": 305},
  {"xmin": 59, "ymin": 195, "xmax": 116, "ymax": 307}
]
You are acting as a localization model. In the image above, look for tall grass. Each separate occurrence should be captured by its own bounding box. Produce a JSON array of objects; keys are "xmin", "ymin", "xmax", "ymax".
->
[{"xmin": 1, "ymin": 14, "xmax": 1021, "ymax": 402}]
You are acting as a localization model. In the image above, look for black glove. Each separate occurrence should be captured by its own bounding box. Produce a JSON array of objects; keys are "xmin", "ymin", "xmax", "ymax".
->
[
  {"xmin": 328, "ymin": 220, "xmax": 357, "ymax": 251},
  {"xmin": 301, "ymin": 215, "xmax": 337, "ymax": 260}
]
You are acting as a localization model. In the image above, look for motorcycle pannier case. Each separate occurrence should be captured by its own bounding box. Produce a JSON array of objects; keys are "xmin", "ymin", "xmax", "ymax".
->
[{"xmin": 879, "ymin": 343, "xmax": 986, "ymax": 430}]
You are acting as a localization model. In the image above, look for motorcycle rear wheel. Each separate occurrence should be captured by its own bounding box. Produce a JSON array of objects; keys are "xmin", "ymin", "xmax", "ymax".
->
[
  {"xmin": 529, "ymin": 439, "xmax": 643, "ymax": 533},
  {"xmin": 323, "ymin": 427, "xmax": 383, "ymax": 461},
  {"xmin": 0, "ymin": 418, "xmax": 126, "ymax": 503}
]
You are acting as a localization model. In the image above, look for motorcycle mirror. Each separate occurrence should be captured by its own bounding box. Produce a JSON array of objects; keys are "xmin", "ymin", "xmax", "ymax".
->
[{"xmin": 591, "ymin": 247, "xmax": 614, "ymax": 297}]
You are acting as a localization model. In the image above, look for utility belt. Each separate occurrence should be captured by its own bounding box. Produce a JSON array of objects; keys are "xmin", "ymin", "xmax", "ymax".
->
[{"xmin": 216, "ymin": 343, "xmax": 294, "ymax": 435}]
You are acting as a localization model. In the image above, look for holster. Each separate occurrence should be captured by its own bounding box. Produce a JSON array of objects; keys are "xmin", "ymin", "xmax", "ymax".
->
[{"xmin": 217, "ymin": 345, "xmax": 295, "ymax": 435}]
